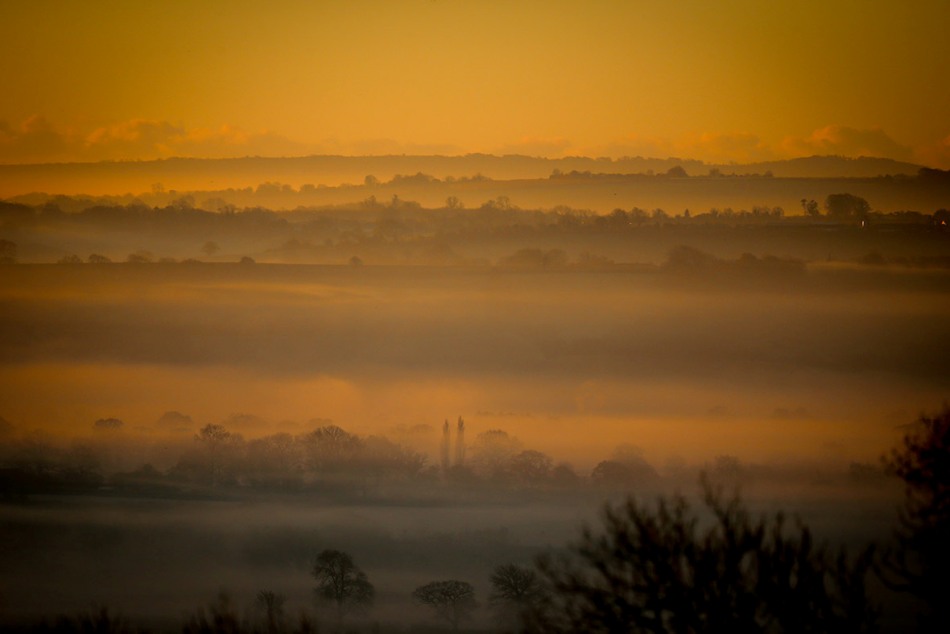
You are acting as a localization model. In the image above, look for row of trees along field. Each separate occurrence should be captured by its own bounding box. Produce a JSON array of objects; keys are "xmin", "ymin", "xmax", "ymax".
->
[
  {"xmin": 1, "ymin": 417, "xmax": 691, "ymax": 499},
  {"xmin": 8, "ymin": 406, "xmax": 949, "ymax": 633}
]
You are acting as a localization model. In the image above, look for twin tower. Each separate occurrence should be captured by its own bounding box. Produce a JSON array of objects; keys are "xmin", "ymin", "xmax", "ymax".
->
[{"xmin": 440, "ymin": 417, "xmax": 465, "ymax": 473}]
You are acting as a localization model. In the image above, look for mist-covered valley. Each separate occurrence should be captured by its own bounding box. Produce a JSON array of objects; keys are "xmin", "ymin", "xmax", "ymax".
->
[
  {"xmin": 1, "ymin": 260, "xmax": 947, "ymax": 631},
  {"xmin": 2, "ymin": 167, "xmax": 949, "ymax": 632}
]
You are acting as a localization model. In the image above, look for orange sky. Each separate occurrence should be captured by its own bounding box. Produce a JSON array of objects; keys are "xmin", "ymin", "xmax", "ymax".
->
[{"xmin": 1, "ymin": 0, "xmax": 948, "ymax": 167}]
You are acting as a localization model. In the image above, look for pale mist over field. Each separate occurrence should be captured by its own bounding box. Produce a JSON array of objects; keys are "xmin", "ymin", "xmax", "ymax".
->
[{"xmin": 2, "ymin": 165, "xmax": 949, "ymax": 631}]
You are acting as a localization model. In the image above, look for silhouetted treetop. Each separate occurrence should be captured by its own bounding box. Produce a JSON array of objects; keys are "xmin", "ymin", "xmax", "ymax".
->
[
  {"xmin": 882, "ymin": 405, "xmax": 950, "ymax": 631},
  {"xmin": 525, "ymin": 480, "xmax": 878, "ymax": 633}
]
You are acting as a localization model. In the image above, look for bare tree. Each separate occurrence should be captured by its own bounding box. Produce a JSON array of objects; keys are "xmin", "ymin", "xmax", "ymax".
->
[
  {"xmin": 195, "ymin": 423, "xmax": 234, "ymax": 488},
  {"xmin": 490, "ymin": 564, "xmax": 547, "ymax": 632},
  {"xmin": 183, "ymin": 591, "xmax": 243, "ymax": 634},
  {"xmin": 256, "ymin": 590, "xmax": 286, "ymax": 634},
  {"xmin": 311, "ymin": 549, "xmax": 374, "ymax": 625},
  {"xmin": 524, "ymin": 480, "xmax": 877, "ymax": 633},
  {"xmin": 412, "ymin": 580, "xmax": 477, "ymax": 632}
]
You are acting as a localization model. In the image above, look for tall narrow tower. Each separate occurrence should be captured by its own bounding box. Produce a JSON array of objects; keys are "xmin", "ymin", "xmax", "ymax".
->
[
  {"xmin": 440, "ymin": 419, "xmax": 451, "ymax": 473},
  {"xmin": 454, "ymin": 416, "xmax": 465, "ymax": 467}
]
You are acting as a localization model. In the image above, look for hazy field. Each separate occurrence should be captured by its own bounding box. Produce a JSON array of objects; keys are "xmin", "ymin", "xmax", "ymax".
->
[
  {"xmin": 1, "ymin": 249, "xmax": 947, "ymax": 631},
  {"xmin": 2, "ymin": 262, "xmax": 947, "ymax": 464}
]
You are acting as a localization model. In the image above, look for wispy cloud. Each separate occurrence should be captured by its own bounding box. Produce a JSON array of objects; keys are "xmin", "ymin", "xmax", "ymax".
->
[
  {"xmin": 0, "ymin": 116, "xmax": 308, "ymax": 163},
  {"xmin": 780, "ymin": 125, "xmax": 914, "ymax": 162},
  {"xmin": 915, "ymin": 133, "xmax": 950, "ymax": 170},
  {"xmin": 496, "ymin": 136, "xmax": 574, "ymax": 158},
  {"xmin": 1, "ymin": 116, "xmax": 943, "ymax": 167}
]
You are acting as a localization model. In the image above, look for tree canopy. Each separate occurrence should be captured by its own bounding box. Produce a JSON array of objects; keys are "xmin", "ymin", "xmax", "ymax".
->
[
  {"xmin": 524, "ymin": 481, "xmax": 877, "ymax": 633},
  {"xmin": 882, "ymin": 405, "xmax": 950, "ymax": 631},
  {"xmin": 311, "ymin": 549, "xmax": 374, "ymax": 622},
  {"xmin": 412, "ymin": 579, "xmax": 477, "ymax": 631}
]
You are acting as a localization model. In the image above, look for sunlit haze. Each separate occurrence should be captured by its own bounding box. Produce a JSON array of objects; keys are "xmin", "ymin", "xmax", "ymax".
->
[
  {"xmin": 2, "ymin": 2, "xmax": 949, "ymax": 632},
  {"xmin": 1, "ymin": 0, "xmax": 948, "ymax": 166}
]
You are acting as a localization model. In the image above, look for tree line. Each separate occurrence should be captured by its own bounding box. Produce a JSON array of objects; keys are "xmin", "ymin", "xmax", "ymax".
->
[{"xmin": 5, "ymin": 406, "xmax": 948, "ymax": 632}]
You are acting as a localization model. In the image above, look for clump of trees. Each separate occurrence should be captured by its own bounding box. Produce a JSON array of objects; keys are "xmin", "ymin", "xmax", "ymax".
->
[
  {"xmin": 522, "ymin": 480, "xmax": 878, "ymax": 633},
  {"xmin": 825, "ymin": 193, "xmax": 871, "ymax": 221}
]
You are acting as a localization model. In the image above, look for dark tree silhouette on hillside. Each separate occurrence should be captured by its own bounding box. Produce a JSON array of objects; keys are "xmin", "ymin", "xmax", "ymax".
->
[
  {"xmin": 524, "ymin": 480, "xmax": 877, "ymax": 633},
  {"xmin": 881, "ymin": 405, "xmax": 950, "ymax": 632},
  {"xmin": 412, "ymin": 580, "xmax": 477, "ymax": 632},
  {"xmin": 825, "ymin": 193, "xmax": 871, "ymax": 221},
  {"xmin": 311, "ymin": 549, "xmax": 374, "ymax": 624}
]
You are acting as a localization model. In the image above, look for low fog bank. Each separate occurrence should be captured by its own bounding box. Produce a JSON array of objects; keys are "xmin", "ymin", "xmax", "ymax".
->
[
  {"xmin": 0, "ymin": 387, "xmax": 937, "ymax": 632},
  {"xmin": 2, "ymin": 183, "xmax": 949, "ymax": 266},
  {"xmin": 0, "ymin": 444, "xmax": 904, "ymax": 630},
  {"xmin": 1, "ymin": 262, "xmax": 946, "ymax": 469}
]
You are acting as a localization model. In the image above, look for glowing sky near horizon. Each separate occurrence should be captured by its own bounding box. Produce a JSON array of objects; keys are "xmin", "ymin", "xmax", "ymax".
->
[{"xmin": 1, "ymin": 0, "xmax": 948, "ymax": 166}]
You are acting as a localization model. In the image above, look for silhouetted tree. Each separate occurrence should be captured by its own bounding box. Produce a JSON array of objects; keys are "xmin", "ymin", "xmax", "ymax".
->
[
  {"xmin": 126, "ymin": 251, "xmax": 153, "ymax": 264},
  {"xmin": 490, "ymin": 564, "xmax": 547, "ymax": 632},
  {"xmin": 302, "ymin": 425, "xmax": 362, "ymax": 472},
  {"xmin": 93, "ymin": 417, "xmax": 124, "ymax": 431},
  {"xmin": 183, "ymin": 591, "xmax": 244, "ymax": 634},
  {"xmin": 590, "ymin": 447, "xmax": 657, "ymax": 489},
  {"xmin": 412, "ymin": 580, "xmax": 477, "ymax": 632},
  {"xmin": 665, "ymin": 165, "xmax": 688, "ymax": 177},
  {"xmin": 470, "ymin": 429, "xmax": 521, "ymax": 475},
  {"xmin": 195, "ymin": 423, "xmax": 235, "ymax": 488},
  {"xmin": 825, "ymin": 193, "xmax": 871, "ymax": 222},
  {"xmin": 524, "ymin": 480, "xmax": 877, "ymax": 633},
  {"xmin": 508, "ymin": 450, "xmax": 554, "ymax": 485},
  {"xmin": 881, "ymin": 405, "xmax": 950, "ymax": 632},
  {"xmin": 257, "ymin": 590, "xmax": 286, "ymax": 634},
  {"xmin": 800, "ymin": 198, "xmax": 820, "ymax": 218},
  {"xmin": 311, "ymin": 549, "xmax": 374, "ymax": 624}
]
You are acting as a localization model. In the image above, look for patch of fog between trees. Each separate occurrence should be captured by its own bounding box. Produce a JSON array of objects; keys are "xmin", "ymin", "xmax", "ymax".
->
[{"xmin": 0, "ymin": 482, "xmax": 901, "ymax": 628}]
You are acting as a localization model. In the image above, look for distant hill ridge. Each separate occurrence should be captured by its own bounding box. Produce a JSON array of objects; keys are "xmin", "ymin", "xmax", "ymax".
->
[{"xmin": 0, "ymin": 154, "xmax": 926, "ymax": 198}]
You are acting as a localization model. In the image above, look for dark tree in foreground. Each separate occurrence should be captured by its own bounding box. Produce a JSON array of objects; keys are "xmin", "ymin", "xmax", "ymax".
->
[
  {"xmin": 524, "ymin": 480, "xmax": 877, "ymax": 633},
  {"xmin": 311, "ymin": 549, "xmax": 374, "ymax": 624},
  {"xmin": 257, "ymin": 590, "xmax": 286, "ymax": 634},
  {"xmin": 182, "ymin": 591, "xmax": 243, "ymax": 634},
  {"xmin": 489, "ymin": 564, "xmax": 547, "ymax": 632},
  {"xmin": 412, "ymin": 580, "xmax": 477, "ymax": 631},
  {"xmin": 882, "ymin": 405, "xmax": 950, "ymax": 631}
]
